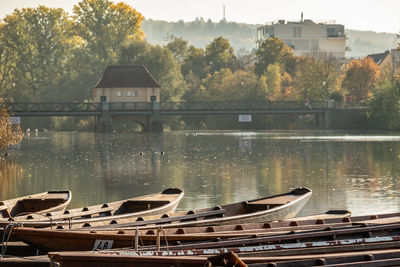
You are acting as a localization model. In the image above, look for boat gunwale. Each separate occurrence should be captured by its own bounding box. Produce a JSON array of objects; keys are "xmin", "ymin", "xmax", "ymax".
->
[
  {"xmin": 0, "ymin": 190, "xmax": 72, "ymax": 219},
  {"xmin": 3, "ymin": 188, "xmax": 184, "ymax": 227},
  {"xmin": 73, "ymin": 187, "xmax": 312, "ymax": 231}
]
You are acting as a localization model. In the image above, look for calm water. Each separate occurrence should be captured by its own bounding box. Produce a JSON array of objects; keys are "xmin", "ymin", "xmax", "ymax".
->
[{"xmin": 1, "ymin": 131, "xmax": 400, "ymax": 217}]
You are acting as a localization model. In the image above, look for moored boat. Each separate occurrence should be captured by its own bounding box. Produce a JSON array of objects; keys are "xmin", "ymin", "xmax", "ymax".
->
[
  {"xmin": 47, "ymin": 243, "xmax": 400, "ymax": 267},
  {"xmin": 75, "ymin": 187, "xmax": 312, "ymax": 230},
  {"xmin": 10, "ymin": 188, "xmax": 312, "ymax": 251},
  {"xmin": 1, "ymin": 188, "xmax": 184, "ymax": 229},
  {"xmin": 0, "ymin": 190, "xmax": 71, "ymax": 220},
  {"xmin": 10, "ymin": 210, "xmax": 356, "ymax": 252}
]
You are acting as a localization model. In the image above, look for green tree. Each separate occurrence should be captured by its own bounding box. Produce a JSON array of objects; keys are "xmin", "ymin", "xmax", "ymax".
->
[
  {"xmin": 66, "ymin": 0, "xmax": 144, "ymax": 100},
  {"xmin": 295, "ymin": 57, "xmax": 340, "ymax": 101},
  {"xmin": 264, "ymin": 63, "xmax": 281, "ymax": 100},
  {"xmin": 73, "ymin": 0, "xmax": 144, "ymax": 68},
  {"xmin": 255, "ymin": 37, "xmax": 293, "ymax": 76},
  {"xmin": 205, "ymin": 37, "xmax": 236, "ymax": 74},
  {"xmin": 1, "ymin": 6, "xmax": 74, "ymax": 101},
  {"xmin": 200, "ymin": 69, "xmax": 262, "ymax": 102},
  {"xmin": 342, "ymin": 57, "xmax": 380, "ymax": 101},
  {"xmin": 117, "ymin": 37, "xmax": 149, "ymax": 64},
  {"xmin": 181, "ymin": 45, "xmax": 206, "ymax": 78},
  {"xmin": 0, "ymin": 24, "xmax": 13, "ymax": 95},
  {"xmin": 166, "ymin": 35, "xmax": 189, "ymax": 63},
  {"xmin": 368, "ymin": 78, "xmax": 400, "ymax": 129},
  {"xmin": 116, "ymin": 40, "xmax": 186, "ymax": 102}
]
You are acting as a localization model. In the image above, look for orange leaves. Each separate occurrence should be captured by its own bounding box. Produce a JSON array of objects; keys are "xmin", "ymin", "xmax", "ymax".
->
[
  {"xmin": 0, "ymin": 105, "xmax": 23, "ymax": 149},
  {"xmin": 342, "ymin": 57, "xmax": 380, "ymax": 101}
]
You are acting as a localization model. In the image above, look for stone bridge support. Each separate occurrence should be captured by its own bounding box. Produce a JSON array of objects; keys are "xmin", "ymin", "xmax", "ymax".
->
[
  {"xmin": 96, "ymin": 100, "xmax": 163, "ymax": 132},
  {"xmin": 97, "ymin": 100, "xmax": 113, "ymax": 132}
]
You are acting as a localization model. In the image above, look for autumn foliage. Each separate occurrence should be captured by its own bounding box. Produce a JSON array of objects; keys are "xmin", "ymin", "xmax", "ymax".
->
[
  {"xmin": 0, "ymin": 104, "xmax": 23, "ymax": 149},
  {"xmin": 341, "ymin": 57, "xmax": 380, "ymax": 101}
]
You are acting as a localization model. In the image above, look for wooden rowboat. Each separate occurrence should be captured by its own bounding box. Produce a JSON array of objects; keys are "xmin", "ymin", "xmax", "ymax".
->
[
  {"xmin": 1, "ymin": 188, "xmax": 183, "ymax": 229},
  {"xmin": 47, "ymin": 244, "xmax": 400, "ymax": 267},
  {"xmin": 58, "ymin": 187, "xmax": 311, "ymax": 230},
  {"xmin": 81, "ymin": 228, "xmax": 400, "ymax": 257},
  {"xmin": 0, "ymin": 190, "xmax": 71, "ymax": 219},
  {"xmin": 10, "ymin": 188, "xmax": 312, "ymax": 251},
  {"xmin": 9, "ymin": 210, "xmax": 356, "ymax": 252}
]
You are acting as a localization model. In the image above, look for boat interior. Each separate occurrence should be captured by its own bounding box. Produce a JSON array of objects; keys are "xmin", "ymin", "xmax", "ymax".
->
[{"xmin": 1, "ymin": 191, "xmax": 70, "ymax": 218}]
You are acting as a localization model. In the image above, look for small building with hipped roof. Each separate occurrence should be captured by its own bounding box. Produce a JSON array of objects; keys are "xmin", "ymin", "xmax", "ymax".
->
[
  {"xmin": 93, "ymin": 65, "xmax": 162, "ymax": 132},
  {"xmin": 93, "ymin": 65, "xmax": 161, "ymax": 103}
]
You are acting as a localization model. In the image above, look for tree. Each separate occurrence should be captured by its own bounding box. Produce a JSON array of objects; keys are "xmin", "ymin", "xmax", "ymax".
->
[
  {"xmin": 368, "ymin": 78, "xmax": 400, "ymax": 129},
  {"xmin": 263, "ymin": 63, "xmax": 281, "ymax": 100},
  {"xmin": 117, "ymin": 37, "xmax": 149, "ymax": 64},
  {"xmin": 181, "ymin": 45, "xmax": 206, "ymax": 78},
  {"xmin": 205, "ymin": 36, "xmax": 236, "ymax": 74},
  {"xmin": 342, "ymin": 57, "xmax": 380, "ymax": 101},
  {"xmin": 200, "ymin": 69, "xmax": 262, "ymax": 102},
  {"xmin": 73, "ymin": 0, "xmax": 144, "ymax": 67},
  {"xmin": 255, "ymin": 37, "xmax": 293, "ymax": 76},
  {"xmin": 1, "ymin": 6, "xmax": 74, "ymax": 101},
  {"xmin": 116, "ymin": 40, "xmax": 186, "ymax": 102},
  {"xmin": 0, "ymin": 24, "xmax": 13, "ymax": 95},
  {"xmin": 0, "ymin": 103, "xmax": 23, "ymax": 149},
  {"xmin": 295, "ymin": 57, "xmax": 341, "ymax": 101},
  {"xmin": 166, "ymin": 35, "xmax": 188, "ymax": 63},
  {"xmin": 235, "ymin": 48, "xmax": 256, "ymax": 72}
]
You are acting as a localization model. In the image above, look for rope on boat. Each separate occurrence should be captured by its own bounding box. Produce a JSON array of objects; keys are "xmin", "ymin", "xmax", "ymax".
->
[
  {"xmin": 133, "ymin": 228, "xmax": 138, "ymax": 251},
  {"xmin": 0, "ymin": 223, "xmax": 21, "ymax": 258},
  {"xmin": 161, "ymin": 227, "xmax": 169, "ymax": 250}
]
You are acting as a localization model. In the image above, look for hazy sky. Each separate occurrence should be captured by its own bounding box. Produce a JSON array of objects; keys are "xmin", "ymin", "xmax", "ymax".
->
[{"xmin": 1, "ymin": 0, "xmax": 399, "ymax": 33}]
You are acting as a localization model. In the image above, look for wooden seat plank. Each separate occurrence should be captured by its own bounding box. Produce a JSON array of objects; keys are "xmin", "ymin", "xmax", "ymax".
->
[
  {"xmin": 48, "ymin": 206, "xmax": 114, "ymax": 220},
  {"xmin": 124, "ymin": 200, "xmax": 170, "ymax": 205},
  {"xmin": 0, "ymin": 205, "xmax": 8, "ymax": 211}
]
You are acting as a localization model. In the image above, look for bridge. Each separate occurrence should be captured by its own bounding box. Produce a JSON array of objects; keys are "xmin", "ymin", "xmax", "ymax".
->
[{"xmin": 4, "ymin": 101, "xmax": 367, "ymax": 131}]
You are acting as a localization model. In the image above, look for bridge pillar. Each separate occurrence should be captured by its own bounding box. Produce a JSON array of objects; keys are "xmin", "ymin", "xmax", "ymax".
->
[
  {"xmin": 97, "ymin": 97, "xmax": 113, "ymax": 132},
  {"xmin": 324, "ymin": 100, "xmax": 335, "ymax": 130},
  {"xmin": 146, "ymin": 101, "xmax": 163, "ymax": 132}
]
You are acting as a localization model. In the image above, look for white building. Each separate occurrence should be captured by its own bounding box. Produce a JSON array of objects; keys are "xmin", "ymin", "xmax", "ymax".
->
[{"xmin": 256, "ymin": 19, "xmax": 346, "ymax": 59}]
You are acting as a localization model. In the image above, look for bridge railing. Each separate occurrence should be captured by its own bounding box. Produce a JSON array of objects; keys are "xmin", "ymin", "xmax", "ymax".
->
[
  {"xmin": 4, "ymin": 102, "xmax": 100, "ymax": 112},
  {"xmin": 2, "ymin": 101, "xmax": 368, "ymax": 113},
  {"xmin": 161, "ymin": 101, "xmax": 329, "ymax": 110}
]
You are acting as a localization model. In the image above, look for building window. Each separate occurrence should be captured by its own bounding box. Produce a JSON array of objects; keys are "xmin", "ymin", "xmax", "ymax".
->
[
  {"xmin": 293, "ymin": 27, "xmax": 302, "ymax": 38},
  {"xmin": 126, "ymin": 91, "xmax": 131, "ymax": 96},
  {"xmin": 293, "ymin": 40, "xmax": 309, "ymax": 50},
  {"xmin": 116, "ymin": 90, "xmax": 122, "ymax": 97},
  {"xmin": 133, "ymin": 90, "xmax": 138, "ymax": 97},
  {"xmin": 311, "ymin": 40, "xmax": 319, "ymax": 50},
  {"xmin": 327, "ymin": 28, "xmax": 336, "ymax": 37}
]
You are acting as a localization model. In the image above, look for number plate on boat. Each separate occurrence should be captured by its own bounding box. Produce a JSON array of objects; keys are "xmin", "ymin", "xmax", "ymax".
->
[{"xmin": 93, "ymin": 240, "xmax": 114, "ymax": 250}]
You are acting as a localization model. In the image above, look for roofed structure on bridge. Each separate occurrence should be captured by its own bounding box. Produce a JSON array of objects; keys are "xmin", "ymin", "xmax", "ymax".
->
[{"xmin": 93, "ymin": 65, "xmax": 161, "ymax": 103}]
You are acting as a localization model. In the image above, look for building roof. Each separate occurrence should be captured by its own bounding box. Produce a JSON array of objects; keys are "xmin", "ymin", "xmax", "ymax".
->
[
  {"xmin": 367, "ymin": 50, "xmax": 391, "ymax": 66},
  {"xmin": 94, "ymin": 65, "xmax": 161, "ymax": 88}
]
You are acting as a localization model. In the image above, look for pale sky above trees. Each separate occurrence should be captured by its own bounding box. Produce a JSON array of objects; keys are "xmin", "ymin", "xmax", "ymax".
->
[{"xmin": 1, "ymin": 0, "xmax": 399, "ymax": 33}]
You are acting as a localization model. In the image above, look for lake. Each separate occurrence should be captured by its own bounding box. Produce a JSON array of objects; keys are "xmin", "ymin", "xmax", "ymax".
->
[{"xmin": 1, "ymin": 131, "xmax": 400, "ymax": 217}]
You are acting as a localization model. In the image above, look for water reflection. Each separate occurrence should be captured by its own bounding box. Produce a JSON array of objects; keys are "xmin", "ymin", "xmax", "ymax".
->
[
  {"xmin": 0, "ymin": 160, "xmax": 25, "ymax": 199},
  {"xmin": 1, "ymin": 131, "xmax": 399, "ymax": 216}
]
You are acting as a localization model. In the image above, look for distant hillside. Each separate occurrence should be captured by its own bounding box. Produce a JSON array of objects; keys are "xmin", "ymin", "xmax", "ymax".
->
[
  {"xmin": 142, "ymin": 18, "xmax": 258, "ymax": 52},
  {"xmin": 345, "ymin": 29, "xmax": 397, "ymax": 58},
  {"xmin": 142, "ymin": 19, "xmax": 397, "ymax": 58}
]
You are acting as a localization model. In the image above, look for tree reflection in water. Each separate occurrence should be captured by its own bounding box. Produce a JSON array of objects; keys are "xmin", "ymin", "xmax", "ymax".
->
[{"xmin": 0, "ymin": 160, "xmax": 24, "ymax": 199}]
